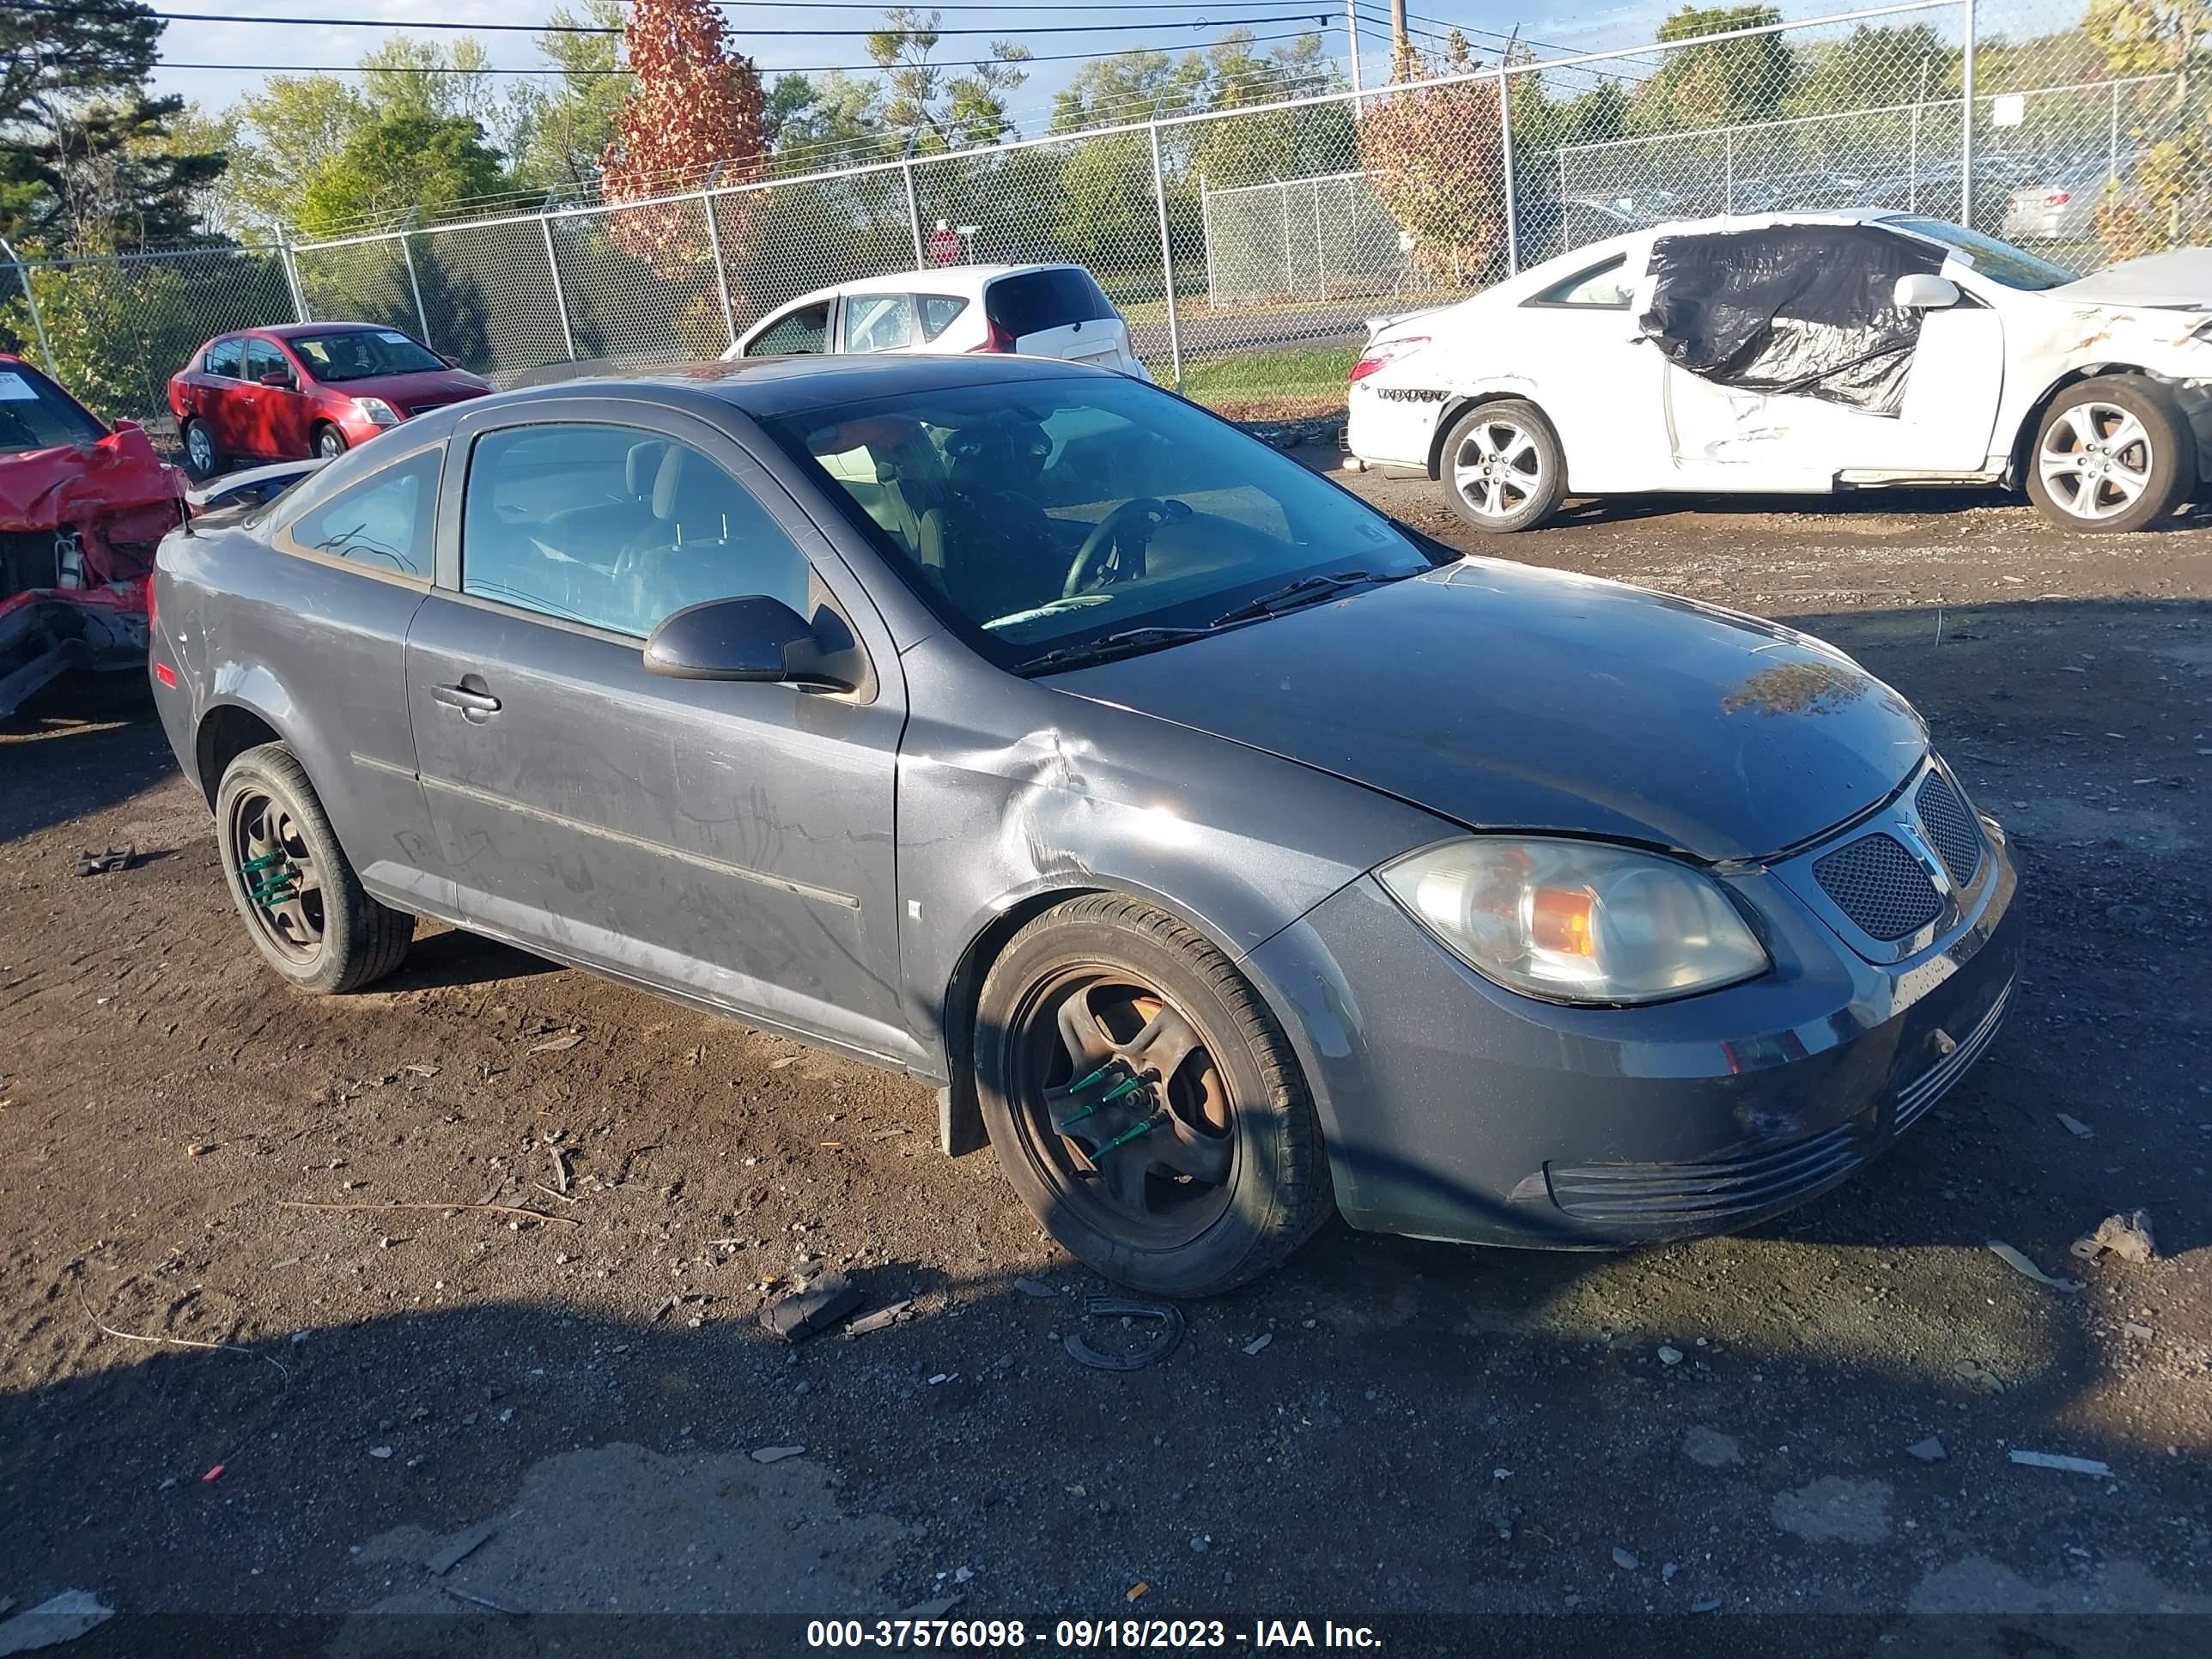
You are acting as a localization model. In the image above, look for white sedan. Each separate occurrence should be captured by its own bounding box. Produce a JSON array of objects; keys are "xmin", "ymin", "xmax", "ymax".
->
[
  {"xmin": 725, "ymin": 264, "xmax": 1145, "ymax": 375},
  {"xmin": 1346, "ymin": 210, "xmax": 2212, "ymax": 534}
]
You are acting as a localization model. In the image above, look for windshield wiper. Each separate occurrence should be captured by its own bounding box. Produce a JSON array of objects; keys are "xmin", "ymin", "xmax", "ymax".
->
[
  {"xmin": 1016, "ymin": 626, "xmax": 1217, "ymax": 676},
  {"xmin": 1209, "ymin": 569, "xmax": 1390, "ymax": 627}
]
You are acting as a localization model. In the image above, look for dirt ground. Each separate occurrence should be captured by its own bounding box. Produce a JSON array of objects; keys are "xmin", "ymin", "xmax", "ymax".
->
[{"xmin": 2, "ymin": 462, "xmax": 2209, "ymax": 1654}]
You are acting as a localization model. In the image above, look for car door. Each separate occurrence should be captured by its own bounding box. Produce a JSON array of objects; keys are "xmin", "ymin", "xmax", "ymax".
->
[
  {"xmin": 1503, "ymin": 241, "xmax": 1672, "ymax": 494},
  {"xmin": 402, "ymin": 400, "xmax": 917, "ymax": 1066},
  {"xmin": 195, "ymin": 337, "xmax": 246, "ymax": 453},
  {"xmin": 838, "ymin": 292, "xmax": 919, "ymax": 355},
  {"xmin": 246, "ymin": 338, "xmax": 318, "ymax": 459}
]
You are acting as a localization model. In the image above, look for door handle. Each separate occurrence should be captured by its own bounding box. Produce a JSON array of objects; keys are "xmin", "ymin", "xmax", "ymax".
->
[{"xmin": 432, "ymin": 683, "xmax": 501, "ymax": 718}]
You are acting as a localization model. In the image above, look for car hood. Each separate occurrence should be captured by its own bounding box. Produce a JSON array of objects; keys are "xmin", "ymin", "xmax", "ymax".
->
[
  {"xmin": 1047, "ymin": 559, "xmax": 1928, "ymax": 862},
  {"xmin": 2053, "ymin": 247, "xmax": 2212, "ymax": 309},
  {"xmin": 328, "ymin": 368, "xmax": 490, "ymax": 406}
]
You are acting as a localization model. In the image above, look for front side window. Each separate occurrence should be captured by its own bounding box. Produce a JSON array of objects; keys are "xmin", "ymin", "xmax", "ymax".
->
[
  {"xmin": 287, "ymin": 446, "xmax": 437, "ymax": 578},
  {"xmin": 1529, "ymin": 253, "xmax": 1635, "ymax": 308},
  {"xmin": 747, "ymin": 302, "xmax": 830, "ymax": 356},
  {"xmin": 766, "ymin": 376, "xmax": 1439, "ymax": 671},
  {"xmin": 289, "ymin": 329, "xmax": 442, "ymax": 381},
  {"xmin": 1886, "ymin": 220, "xmax": 2078, "ymax": 290},
  {"xmin": 461, "ymin": 422, "xmax": 815, "ymax": 636},
  {"xmin": 0, "ymin": 362, "xmax": 106, "ymax": 453},
  {"xmin": 204, "ymin": 337, "xmax": 243, "ymax": 377},
  {"xmin": 845, "ymin": 294, "xmax": 915, "ymax": 353},
  {"xmin": 245, "ymin": 339, "xmax": 295, "ymax": 387}
]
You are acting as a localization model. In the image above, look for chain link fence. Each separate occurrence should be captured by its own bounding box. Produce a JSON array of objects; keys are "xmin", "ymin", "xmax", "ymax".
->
[{"xmin": 8, "ymin": 0, "xmax": 2212, "ymax": 428}]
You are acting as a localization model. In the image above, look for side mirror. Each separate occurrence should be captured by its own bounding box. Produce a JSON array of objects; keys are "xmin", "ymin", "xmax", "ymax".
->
[
  {"xmin": 644, "ymin": 594, "xmax": 858, "ymax": 690},
  {"xmin": 439, "ymin": 352, "xmax": 462, "ymax": 368},
  {"xmin": 1893, "ymin": 273, "xmax": 1960, "ymax": 310}
]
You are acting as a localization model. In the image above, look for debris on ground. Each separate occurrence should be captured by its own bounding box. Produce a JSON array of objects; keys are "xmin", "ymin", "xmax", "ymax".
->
[
  {"xmin": 1242, "ymin": 1334, "xmax": 1273, "ymax": 1356},
  {"xmin": 1125, "ymin": 1582, "xmax": 1149, "ymax": 1601},
  {"xmin": 2056, "ymin": 1113, "xmax": 2094, "ymax": 1139},
  {"xmin": 1690, "ymin": 1595, "xmax": 1723, "ymax": 1613},
  {"xmin": 1987, "ymin": 1239, "xmax": 2085, "ymax": 1292},
  {"xmin": 1063, "ymin": 1296, "xmax": 1185, "ymax": 1371},
  {"xmin": 1011, "ymin": 1278, "xmax": 1060, "ymax": 1300},
  {"xmin": 2071, "ymin": 1210, "xmax": 2157, "ymax": 1264},
  {"xmin": 760, "ymin": 1273, "xmax": 860, "ymax": 1343},
  {"xmin": 1612, "ymin": 1547, "xmax": 1639, "ymax": 1570},
  {"xmin": 1906, "ymin": 1437, "xmax": 1948, "ymax": 1464},
  {"xmin": 527, "ymin": 1030, "xmax": 586, "ymax": 1055},
  {"xmin": 843, "ymin": 1298, "xmax": 915, "ymax": 1338},
  {"xmin": 424, "ymin": 1520, "xmax": 499, "ymax": 1576},
  {"xmin": 751, "ymin": 1446, "xmax": 805, "ymax": 1464},
  {"xmin": 1658, "ymin": 1345, "xmax": 1684, "ymax": 1365},
  {"xmin": 1953, "ymin": 1358, "xmax": 2006, "ymax": 1393},
  {"xmin": 2008, "ymin": 1449, "xmax": 2112, "ymax": 1477},
  {"xmin": 0, "ymin": 1589, "xmax": 114, "ymax": 1656},
  {"xmin": 1683, "ymin": 1427, "xmax": 1743, "ymax": 1468},
  {"xmin": 71, "ymin": 845, "xmax": 136, "ymax": 878}
]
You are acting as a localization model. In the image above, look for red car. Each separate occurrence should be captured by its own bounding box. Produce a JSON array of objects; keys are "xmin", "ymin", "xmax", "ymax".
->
[{"xmin": 168, "ymin": 322, "xmax": 490, "ymax": 477}]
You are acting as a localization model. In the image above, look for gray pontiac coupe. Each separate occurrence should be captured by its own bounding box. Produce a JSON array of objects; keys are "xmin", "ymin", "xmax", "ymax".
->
[{"xmin": 148, "ymin": 355, "xmax": 2021, "ymax": 1295}]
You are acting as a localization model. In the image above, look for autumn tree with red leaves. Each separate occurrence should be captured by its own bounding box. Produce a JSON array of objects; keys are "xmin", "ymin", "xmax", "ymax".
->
[
  {"xmin": 600, "ymin": 0, "xmax": 766, "ymax": 278},
  {"xmin": 1356, "ymin": 33, "xmax": 1508, "ymax": 283}
]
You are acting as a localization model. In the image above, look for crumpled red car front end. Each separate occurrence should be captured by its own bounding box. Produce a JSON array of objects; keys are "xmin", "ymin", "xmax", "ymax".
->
[{"xmin": 0, "ymin": 357, "xmax": 183, "ymax": 720}]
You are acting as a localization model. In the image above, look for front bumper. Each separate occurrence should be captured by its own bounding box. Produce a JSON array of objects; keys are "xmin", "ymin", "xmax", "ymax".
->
[{"xmin": 1247, "ymin": 795, "xmax": 2023, "ymax": 1249}]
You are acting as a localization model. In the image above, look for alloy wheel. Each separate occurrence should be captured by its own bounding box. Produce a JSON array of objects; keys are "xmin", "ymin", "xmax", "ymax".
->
[
  {"xmin": 1009, "ymin": 968, "xmax": 1237, "ymax": 1246},
  {"xmin": 316, "ymin": 428, "xmax": 346, "ymax": 459},
  {"xmin": 225, "ymin": 787, "xmax": 325, "ymax": 963},
  {"xmin": 1452, "ymin": 415, "xmax": 1546, "ymax": 522},
  {"xmin": 185, "ymin": 422, "xmax": 214, "ymax": 474},
  {"xmin": 2038, "ymin": 401, "xmax": 2154, "ymax": 522}
]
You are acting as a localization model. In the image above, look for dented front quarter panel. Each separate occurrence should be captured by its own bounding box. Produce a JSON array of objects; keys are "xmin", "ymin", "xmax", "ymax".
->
[
  {"xmin": 890, "ymin": 629, "xmax": 1457, "ymax": 1075},
  {"xmin": 2002, "ymin": 297, "xmax": 2212, "ymax": 468}
]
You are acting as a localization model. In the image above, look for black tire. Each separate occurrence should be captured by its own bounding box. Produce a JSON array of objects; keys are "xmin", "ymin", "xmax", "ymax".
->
[
  {"xmin": 313, "ymin": 424, "xmax": 349, "ymax": 459},
  {"xmin": 214, "ymin": 742, "xmax": 412, "ymax": 994},
  {"xmin": 975, "ymin": 894, "xmax": 1333, "ymax": 1297},
  {"xmin": 2024, "ymin": 374, "xmax": 2195, "ymax": 533},
  {"xmin": 180, "ymin": 417, "xmax": 222, "ymax": 481},
  {"xmin": 1439, "ymin": 398, "xmax": 1567, "ymax": 534}
]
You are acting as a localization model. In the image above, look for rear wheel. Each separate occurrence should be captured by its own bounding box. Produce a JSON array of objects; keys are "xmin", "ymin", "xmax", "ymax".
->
[
  {"xmin": 313, "ymin": 423, "xmax": 349, "ymax": 459},
  {"xmin": 1440, "ymin": 399, "xmax": 1566, "ymax": 534},
  {"xmin": 215, "ymin": 743, "xmax": 412, "ymax": 994},
  {"xmin": 180, "ymin": 417, "xmax": 220, "ymax": 481},
  {"xmin": 975, "ymin": 895, "xmax": 1332, "ymax": 1297},
  {"xmin": 2025, "ymin": 375, "xmax": 2194, "ymax": 532}
]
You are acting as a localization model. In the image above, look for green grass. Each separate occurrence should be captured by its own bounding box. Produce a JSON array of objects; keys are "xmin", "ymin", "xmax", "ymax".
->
[{"xmin": 1165, "ymin": 345, "xmax": 1357, "ymax": 408}]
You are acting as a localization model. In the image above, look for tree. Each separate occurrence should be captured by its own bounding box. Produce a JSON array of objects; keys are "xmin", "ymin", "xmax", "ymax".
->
[
  {"xmin": 505, "ymin": 1, "xmax": 632, "ymax": 191},
  {"xmin": 866, "ymin": 8, "xmax": 1031, "ymax": 151},
  {"xmin": 602, "ymin": 0, "xmax": 765, "ymax": 280},
  {"xmin": 1188, "ymin": 31, "xmax": 1349, "ymax": 189},
  {"xmin": 1783, "ymin": 23, "xmax": 1953, "ymax": 118},
  {"xmin": 295, "ymin": 109, "xmax": 505, "ymax": 237},
  {"xmin": 0, "ymin": 0, "xmax": 227, "ymax": 247},
  {"xmin": 1358, "ymin": 34, "xmax": 1508, "ymax": 280},
  {"xmin": 228, "ymin": 76, "xmax": 368, "ymax": 233},
  {"xmin": 764, "ymin": 71, "xmax": 894, "ymax": 172},
  {"xmin": 1050, "ymin": 48, "xmax": 1209, "ymax": 133},
  {"xmin": 1629, "ymin": 5, "xmax": 1793, "ymax": 132}
]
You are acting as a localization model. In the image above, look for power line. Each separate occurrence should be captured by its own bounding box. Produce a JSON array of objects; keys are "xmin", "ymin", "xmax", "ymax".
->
[{"xmin": 22, "ymin": 0, "xmax": 1331, "ymax": 34}]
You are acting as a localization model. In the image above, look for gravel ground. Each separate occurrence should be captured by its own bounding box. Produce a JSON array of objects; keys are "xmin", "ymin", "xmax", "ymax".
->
[{"xmin": 1, "ymin": 465, "xmax": 2209, "ymax": 1653}]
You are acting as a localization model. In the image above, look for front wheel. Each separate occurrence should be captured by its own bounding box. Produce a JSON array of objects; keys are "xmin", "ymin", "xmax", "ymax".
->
[
  {"xmin": 1440, "ymin": 399, "xmax": 1566, "ymax": 534},
  {"xmin": 313, "ymin": 424, "xmax": 349, "ymax": 459},
  {"xmin": 215, "ymin": 743, "xmax": 413, "ymax": 994},
  {"xmin": 975, "ymin": 895, "xmax": 1333, "ymax": 1297},
  {"xmin": 2025, "ymin": 376, "xmax": 2195, "ymax": 532}
]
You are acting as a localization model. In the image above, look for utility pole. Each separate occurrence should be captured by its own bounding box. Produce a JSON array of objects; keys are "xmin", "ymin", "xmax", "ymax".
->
[
  {"xmin": 1346, "ymin": 0, "xmax": 1364, "ymax": 108},
  {"xmin": 1389, "ymin": 0, "xmax": 1410, "ymax": 78}
]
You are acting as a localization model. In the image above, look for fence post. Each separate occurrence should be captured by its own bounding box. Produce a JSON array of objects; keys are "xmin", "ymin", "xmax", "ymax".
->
[
  {"xmin": 1149, "ymin": 124, "xmax": 1183, "ymax": 392},
  {"xmin": 540, "ymin": 210, "xmax": 577, "ymax": 361},
  {"xmin": 902, "ymin": 159, "xmax": 926, "ymax": 269},
  {"xmin": 1725, "ymin": 128, "xmax": 1735, "ymax": 211},
  {"xmin": 2108, "ymin": 78, "xmax": 2121, "ymax": 179},
  {"xmin": 699, "ymin": 164, "xmax": 738, "ymax": 350},
  {"xmin": 278, "ymin": 233, "xmax": 310, "ymax": 322},
  {"xmin": 1310, "ymin": 179, "xmax": 1326, "ymax": 296},
  {"xmin": 1200, "ymin": 172, "xmax": 1217, "ymax": 311},
  {"xmin": 1960, "ymin": 0, "xmax": 1977, "ymax": 230},
  {"xmin": 1498, "ymin": 66, "xmax": 1519, "ymax": 276},
  {"xmin": 0, "ymin": 239, "xmax": 57, "ymax": 375},
  {"xmin": 398, "ymin": 212, "xmax": 433, "ymax": 348},
  {"xmin": 1279, "ymin": 180, "xmax": 1294, "ymax": 295}
]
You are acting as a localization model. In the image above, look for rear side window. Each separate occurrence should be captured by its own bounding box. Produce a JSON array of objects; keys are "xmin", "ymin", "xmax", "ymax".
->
[
  {"xmin": 1528, "ymin": 253, "xmax": 1634, "ymax": 309},
  {"xmin": 0, "ymin": 363, "xmax": 106, "ymax": 453},
  {"xmin": 287, "ymin": 447, "xmax": 437, "ymax": 579},
  {"xmin": 204, "ymin": 338, "xmax": 243, "ymax": 377},
  {"xmin": 748, "ymin": 301, "xmax": 830, "ymax": 356},
  {"xmin": 985, "ymin": 269, "xmax": 1115, "ymax": 338},
  {"xmin": 920, "ymin": 295, "xmax": 968, "ymax": 340}
]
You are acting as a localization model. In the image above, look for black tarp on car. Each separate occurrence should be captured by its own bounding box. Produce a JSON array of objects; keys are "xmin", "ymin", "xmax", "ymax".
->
[{"xmin": 1638, "ymin": 223, "xmax": 1945, "ymax": 416}]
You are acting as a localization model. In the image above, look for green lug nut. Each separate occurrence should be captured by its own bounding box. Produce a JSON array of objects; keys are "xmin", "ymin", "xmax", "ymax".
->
[
  {"xmin": 1066, "ymin": 1060, "xmax": 1115, "ymax": 1095},
  {"xmin": 1098, "ymin": 1073, "xmax": 1146, "ymax": 1104},
  {"xmin": 1095, "ymin": 1114, "xmax": 1161, "ymax": 1157}
]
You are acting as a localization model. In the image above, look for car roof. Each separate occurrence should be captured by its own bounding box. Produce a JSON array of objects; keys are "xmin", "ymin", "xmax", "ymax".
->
[
  {"xmin": 488, "ymin": 349, "xmax": 1119, "ymax": 421},
  {"xmin": 213, "ymin": 321, "xmax": 404, "ymax": 343},
  {"xmin": 767, "ymin": 263, "xmax": 1080, "ymax": 311}
]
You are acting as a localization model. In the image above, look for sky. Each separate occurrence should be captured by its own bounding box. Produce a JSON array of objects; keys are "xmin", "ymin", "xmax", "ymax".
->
[{"xmin": 142, "ymin": 0, "xmax": 1687, "ymax": 139}]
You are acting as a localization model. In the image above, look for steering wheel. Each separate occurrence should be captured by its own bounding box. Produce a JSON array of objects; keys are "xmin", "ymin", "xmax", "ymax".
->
[{"xmin": 1063, "ymin": 497, "xmax": 1191, "ymax": 599}]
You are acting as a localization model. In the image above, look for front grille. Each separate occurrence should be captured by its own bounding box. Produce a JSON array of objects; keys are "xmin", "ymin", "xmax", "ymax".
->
[
  {"xmin": 1812, "ymin": 833, "xmax": 1943, "ymax": 941},
  {"xmin": 1548, "ymin": 1121, "xmax": 1865, "ymax": 1228},
  {"xmin": 1914, "ymin": 771, "xmax": 1983, "ymax": 888}
]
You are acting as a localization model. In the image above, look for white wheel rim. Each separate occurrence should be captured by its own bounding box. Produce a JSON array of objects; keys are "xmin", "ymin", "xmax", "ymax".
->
[
  {"xmin": 187, "ymin": 425, "xmax": 211, "ymax": 470},
  {"xmin": 2039, "ymin": 401, "xmax": 2153, "ymax": 521},
  {"xmin": 1452, "ymin": 418, "xmax": 1544, "ymax": 520},
  {"xmin": 318, "ymin": 430, "xmax": 343, "ymax": 457}
]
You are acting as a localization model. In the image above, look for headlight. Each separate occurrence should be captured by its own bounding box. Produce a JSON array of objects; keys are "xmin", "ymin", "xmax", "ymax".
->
[
  {"xmin": 353, "ymin": 397, "xmax": 402, "ymax": 427},
  {"xmin": 1377, "ymin": 837, "xmax": 1769, "ymax": 1006}
]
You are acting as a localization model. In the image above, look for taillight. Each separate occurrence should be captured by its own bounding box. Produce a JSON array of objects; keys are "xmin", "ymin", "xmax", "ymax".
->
[
  {"xmin": 144, "ymin": 574, "xmax": 157, "ymax": 633},
  {"xmin": 1350, "ymin": 336, "xmax": 1430, "ymax": 382},
  {"xmin": 2045, "ymin": 191, "xmax": 2071, "ymax": 207},
  {"xmin": 154, "ymin": 662, "xmax": 178, "ymax": 688},
  {"xmin": 969, "ymin": 319, "xmax": 1015, "ymax": 354}
]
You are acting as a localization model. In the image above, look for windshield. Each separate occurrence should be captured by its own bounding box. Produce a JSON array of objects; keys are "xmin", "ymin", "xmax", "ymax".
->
[
  {"xmin": 289, "ymin": 329, "xmax": 444, "ymax": 382},
  {"xmin": 0, "ymin": 364, "xmax": 106, "ymax": 454},
  {"xmin": 764, "ymin": 375, "xmax": 1443, "ymax": 671},
  {"xmin": 1887, "ymin": 219, "xmax": 2078, "ymax": 290}
]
